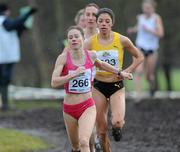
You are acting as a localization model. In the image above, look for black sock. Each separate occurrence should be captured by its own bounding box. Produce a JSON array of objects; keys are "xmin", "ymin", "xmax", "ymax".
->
[{"xmin": 0, "ymin": 86, "xmax": 9, "ymax": 110}]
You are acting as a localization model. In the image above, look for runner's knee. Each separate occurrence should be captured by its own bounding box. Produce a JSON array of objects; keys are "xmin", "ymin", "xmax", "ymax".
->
[
  {"xmin": 112, "ymin": 117, "xmax": 125, "ymax": 128},
  {"xmin": 79, "ymin": 138, "xmax": 89, "ymax": 149}
]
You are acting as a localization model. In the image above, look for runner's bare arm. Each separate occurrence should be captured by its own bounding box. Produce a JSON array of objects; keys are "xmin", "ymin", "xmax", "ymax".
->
[
  {"xmin": 151, "ymin": 14, "xmax": 164, "ymax": 38},
  {"xmin": 51, "ymin": 53, "xmax": 86, "ymax": 88},
  {"xmin": 89, "ymin": 51, "xmax": 118, "ymax": 74},
  {"xmin": 120, "ymin": 35, "xmax": 144, "ymax": 73}
]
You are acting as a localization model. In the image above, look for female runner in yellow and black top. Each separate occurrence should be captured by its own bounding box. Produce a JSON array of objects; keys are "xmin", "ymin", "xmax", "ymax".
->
[{"xmin": 84, "ymin": 8, "xmax": 144, "ymax": 152}]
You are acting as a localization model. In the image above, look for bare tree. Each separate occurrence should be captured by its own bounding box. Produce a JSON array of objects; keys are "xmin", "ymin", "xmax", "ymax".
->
[{"xmin": 27, "ymin": 0, "xmax": 50, "ymax": 87}]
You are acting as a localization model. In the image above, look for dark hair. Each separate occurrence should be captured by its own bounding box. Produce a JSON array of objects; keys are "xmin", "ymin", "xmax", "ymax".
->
[
  {"xmin": 67, "ymin": 25, "xmax": 84, "ymax": 38},
  {"xmin": 96, "ymin": 8, "xmax": 115, "ymax": 24},
  {"xmin": 0, "ymin": 3, "xmax": 9, "ymax": 14},
  {"xmin": 84, "ymin": 3, "xmax": 99, "ymax": 12}
]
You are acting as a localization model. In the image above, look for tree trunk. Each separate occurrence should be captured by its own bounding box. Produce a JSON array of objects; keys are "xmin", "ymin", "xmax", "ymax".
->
[
  {"xmin": 53, "ymin": 0, "xmax": 65, "ymax": 52},
  {"xmin": 27, "ymin": 0, "xmax": 50, "ymax": 87}
]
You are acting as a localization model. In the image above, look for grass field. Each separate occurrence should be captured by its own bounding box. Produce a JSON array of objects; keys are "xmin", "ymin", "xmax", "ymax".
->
[
  {"xmin": 0, "ymin": 128, "xmax": 49, "ymax": 152},
  {"xmin": 125, "ymin": 68, "xmax": 180, "ymax": 91},
  {"xmin": 0, "ymin": 101, "xmax": 59, "ymax": 152}
]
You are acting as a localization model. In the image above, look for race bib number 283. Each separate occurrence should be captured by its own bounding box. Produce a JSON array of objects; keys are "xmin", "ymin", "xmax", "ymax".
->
[{"xmin": 97, "ymin": 50, "xmax": 119, "ymax": 71}]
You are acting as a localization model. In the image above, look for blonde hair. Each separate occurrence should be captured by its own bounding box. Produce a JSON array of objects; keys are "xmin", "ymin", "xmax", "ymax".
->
[
  {"xmin": 142, "ymin": 0, "xmax": 157, "ymax": 8},
  {"xmin": 74, "ymin": 9, "xmax": 84, "ymax": 25},
  {"xmin": 84, "ymin": 3, "xmax": 99, "ymax": 12}
]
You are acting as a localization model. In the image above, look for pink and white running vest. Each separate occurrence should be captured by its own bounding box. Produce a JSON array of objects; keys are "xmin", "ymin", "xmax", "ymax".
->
[{"xmin": 61, "ymin": 49, "xmax": 93, "ymax": 94}]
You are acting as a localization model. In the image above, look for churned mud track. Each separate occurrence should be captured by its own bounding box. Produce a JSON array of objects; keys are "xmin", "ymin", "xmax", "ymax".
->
[{"xmin": 0, "ymin": 99, "xmax": 180, "ymax": 152}]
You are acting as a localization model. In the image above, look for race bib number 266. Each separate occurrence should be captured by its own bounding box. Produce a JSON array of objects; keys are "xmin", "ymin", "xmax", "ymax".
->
[{"xmin": 69, "ymin": 69, "xmax": 91, "ymax": 93}]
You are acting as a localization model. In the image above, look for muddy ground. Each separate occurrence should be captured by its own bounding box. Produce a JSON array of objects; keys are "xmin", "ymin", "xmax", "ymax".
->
[{"xmin": 0, "ymin": 99, "xmax": 180, "ymax": 152}]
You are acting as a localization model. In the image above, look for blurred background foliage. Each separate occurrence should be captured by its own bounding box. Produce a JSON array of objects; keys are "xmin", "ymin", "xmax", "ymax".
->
[{"xmin": 0, "ymin": 0, "xmax": 179, "ymax": 89}]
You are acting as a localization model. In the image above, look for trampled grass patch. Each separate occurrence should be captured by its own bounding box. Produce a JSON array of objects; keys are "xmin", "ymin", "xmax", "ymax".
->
[{"xmin": 0, "ymin": 128, "xmax": 49, "ymax": 152}]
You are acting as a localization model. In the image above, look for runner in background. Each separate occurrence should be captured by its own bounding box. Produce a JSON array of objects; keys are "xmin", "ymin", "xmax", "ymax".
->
[
  {"xmin": 83, "ymin": 3, "xmax": 100, "ymax": 151},
  {"xmin": 127, "ymin": 0, "xmax": 164, "ymax": 102},
  {"xmin": 74, "ymin": 8, "xmax": 86, "ymax": 29}
]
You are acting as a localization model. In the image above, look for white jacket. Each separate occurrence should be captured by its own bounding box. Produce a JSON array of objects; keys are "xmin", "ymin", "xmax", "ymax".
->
[{"xmin": 0, "ymin": 15, "xmax": 20, "ymax": 64}]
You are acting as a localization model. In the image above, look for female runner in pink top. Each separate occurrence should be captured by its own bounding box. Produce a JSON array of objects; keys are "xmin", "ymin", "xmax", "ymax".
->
[{"xmin": 51, "ymin": 26, "xmax": 133, "ymax": 152}]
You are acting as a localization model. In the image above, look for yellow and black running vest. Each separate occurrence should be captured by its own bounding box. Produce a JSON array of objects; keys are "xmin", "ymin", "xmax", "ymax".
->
[{"xmin": 91, "ymin": 32, "xmax": 124, "ymax": 77}]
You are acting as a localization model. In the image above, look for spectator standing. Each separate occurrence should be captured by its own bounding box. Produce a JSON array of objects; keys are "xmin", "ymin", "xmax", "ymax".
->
[{"xmin": 0, "ymin": 3, "xmax": 37, "ymax": 111}]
